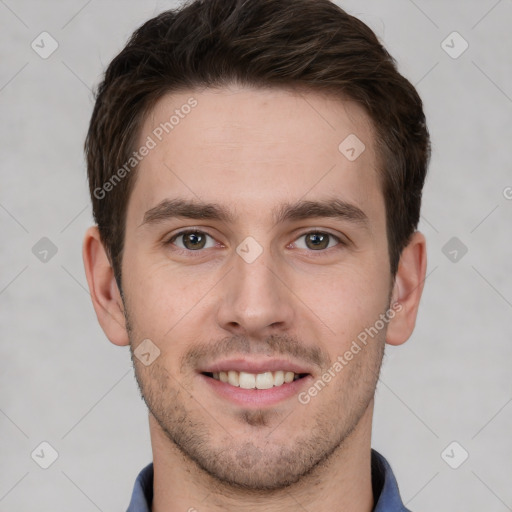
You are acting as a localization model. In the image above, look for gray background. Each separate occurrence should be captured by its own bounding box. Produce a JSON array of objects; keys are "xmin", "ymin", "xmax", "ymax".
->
[{"xmin": 1, "ymin": 0, "xmax": 511, "ymax": 510}]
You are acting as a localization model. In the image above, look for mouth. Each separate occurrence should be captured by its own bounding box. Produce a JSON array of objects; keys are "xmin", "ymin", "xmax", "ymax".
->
[
  {"xmin": 197, "ymin": 359, "xmax": 314, "ymax": 407},
  {"xmin": 202, "ymin": 370, "xmax": 310, "ymax": 389}
]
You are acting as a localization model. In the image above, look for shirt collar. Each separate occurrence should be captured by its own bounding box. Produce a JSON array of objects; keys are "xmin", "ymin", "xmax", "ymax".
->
[
  {"xmin": 371, "ymin": 449, "xmax": 412, "ymax": 511},
  {"xmin": 126, "ymin": 449, "xmax": 411, "ymax": 511}
]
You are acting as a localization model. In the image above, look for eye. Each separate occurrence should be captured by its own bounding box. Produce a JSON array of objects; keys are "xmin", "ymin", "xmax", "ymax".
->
[
  {"xmin": 167, "ymin": 230, "xmax": 217, "ymax": 251},
  {"xmin": 165, "ymin": 229, "xmax": 345, "ymax": 254},
  {"xmin": 293, "ymin": 231, "xmax": 342, "ymax": 251}
]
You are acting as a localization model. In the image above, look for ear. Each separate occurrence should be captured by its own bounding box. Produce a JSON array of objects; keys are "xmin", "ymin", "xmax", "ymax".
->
[
  {"xmin": 82, "ymin": 226, "xmax": 129, "ymax": 346},
  {"xmin": 385, "ymin": 231, "xmax": 427, "ymax": 346}
]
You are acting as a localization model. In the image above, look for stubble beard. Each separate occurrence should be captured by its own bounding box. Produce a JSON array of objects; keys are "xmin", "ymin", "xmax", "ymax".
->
[{"xmin": 124, "ymin": 300, "xmax": 386, "ymax": 491}]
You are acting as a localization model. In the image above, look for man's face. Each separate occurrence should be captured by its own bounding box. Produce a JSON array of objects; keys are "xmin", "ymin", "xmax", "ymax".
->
[{"xmin": 121, "ymin": 86, "xmax": 393, "ymax": 489}]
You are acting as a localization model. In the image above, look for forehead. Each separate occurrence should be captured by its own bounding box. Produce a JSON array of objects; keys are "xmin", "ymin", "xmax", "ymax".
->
[{"xmin": 128, "ymin": 86, "xmax": 384, "ymax": 229}]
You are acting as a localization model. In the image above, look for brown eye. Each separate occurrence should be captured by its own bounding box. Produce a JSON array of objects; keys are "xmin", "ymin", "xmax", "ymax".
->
[
  {"xmin": 169, "ymin": 230, "xmax": 214, "ymax": 251},
  {"xmin": 294, "ymin": 231, "xmax": 341, "ymax": 251}
]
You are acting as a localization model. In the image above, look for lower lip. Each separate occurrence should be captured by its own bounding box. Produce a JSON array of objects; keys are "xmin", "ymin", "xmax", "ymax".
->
[{"xmin": 198, "ymin": 373, "xmax": 313, "ymax": 407}]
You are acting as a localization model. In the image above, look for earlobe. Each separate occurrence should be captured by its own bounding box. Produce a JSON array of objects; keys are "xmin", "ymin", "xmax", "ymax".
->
[
  {"xmin": 82, "ymin": 226, "xmax": 130, "ymax": 346},
  {"xmin": 385, "ymin": 231, "xmax": 427, "ymax": 346}
]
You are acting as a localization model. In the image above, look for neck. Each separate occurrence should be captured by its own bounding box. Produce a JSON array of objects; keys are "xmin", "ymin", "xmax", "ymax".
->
[{"xmin": 150, "ymin": 402, "xmax": 375, "ymax": 512}]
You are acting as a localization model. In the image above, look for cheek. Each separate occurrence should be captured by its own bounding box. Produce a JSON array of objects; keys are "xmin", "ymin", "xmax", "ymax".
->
[
  {"xmin": 123, "ymin": 257, "xmax": 215, "ymax": 355},
  {"xmin": 304, "ymin": 263, "xmax": 390, "ymax": 346},
  {"xmin": 121, "ymin": 259, "xmax": 174, "ymax": 340}
]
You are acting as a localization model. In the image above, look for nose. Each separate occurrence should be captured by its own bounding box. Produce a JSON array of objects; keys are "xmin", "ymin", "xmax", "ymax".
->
[{"xmin": 215, "ymin": 247, "xmax": 295, "ymax": 338}]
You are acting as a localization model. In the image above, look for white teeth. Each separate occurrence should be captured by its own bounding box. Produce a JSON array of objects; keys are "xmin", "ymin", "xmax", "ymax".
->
[
  {"xmin": 210, "ymin": 370, "xmax": 303, "ymax": 389},
  {"xmin": 239, "ymin": 372, "xmax": 256, "ymax": 389},
  {"xmin": 274, "ymin": 370, "xmax": 285, "ymax": 386},
  {"xmin": 255, "ymin": 372, "xmax": 274, "ymax": 389},
  {"xmin": 227, "ymin": 370, "xmax": 239, "ymax": 387}
]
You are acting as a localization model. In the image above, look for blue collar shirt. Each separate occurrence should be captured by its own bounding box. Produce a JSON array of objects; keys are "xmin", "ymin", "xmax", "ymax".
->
[{"xmin": 126, "ymin": 449, "xmax": 411, "ymax": 511}]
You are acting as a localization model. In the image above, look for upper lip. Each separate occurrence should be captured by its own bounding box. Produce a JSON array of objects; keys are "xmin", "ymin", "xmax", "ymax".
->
[{"xmin": 198, "ymin": 358, "xmax": 314, "ymax": 375}]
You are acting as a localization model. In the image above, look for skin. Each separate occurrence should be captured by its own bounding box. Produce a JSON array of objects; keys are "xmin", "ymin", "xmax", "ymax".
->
[{"xmin": 83, "ymin": 86, "xmax": 427, "ymax": 512}]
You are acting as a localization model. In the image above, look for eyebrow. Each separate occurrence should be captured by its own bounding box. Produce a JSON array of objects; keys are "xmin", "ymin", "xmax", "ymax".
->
[{"xmin": 140, "ymin": 197, "xmax": 369, "ymax": 229}]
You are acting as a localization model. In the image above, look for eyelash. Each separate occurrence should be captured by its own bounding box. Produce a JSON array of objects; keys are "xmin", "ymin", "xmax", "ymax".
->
[{"xmin": 165, "ymin": 229, "xmax": 345, "ymax": 255}]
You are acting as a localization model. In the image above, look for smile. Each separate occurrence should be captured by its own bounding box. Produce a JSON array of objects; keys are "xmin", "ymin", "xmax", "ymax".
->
[{"xmin": 204, "ymin": 370, "xmax": 308, "ymax": 389}]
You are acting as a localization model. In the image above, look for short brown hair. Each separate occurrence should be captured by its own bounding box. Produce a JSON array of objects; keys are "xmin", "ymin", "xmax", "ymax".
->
[{"xmin": 85, "ymin": 0, "xmax": 430, "ymax": 287}]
